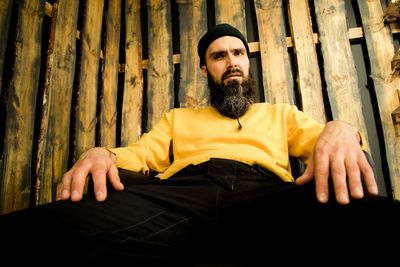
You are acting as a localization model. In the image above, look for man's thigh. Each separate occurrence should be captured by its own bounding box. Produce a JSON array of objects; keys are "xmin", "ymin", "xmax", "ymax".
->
[{"xmin": 1, "ymin": 176, "xmax": 217, "ymax": 264}]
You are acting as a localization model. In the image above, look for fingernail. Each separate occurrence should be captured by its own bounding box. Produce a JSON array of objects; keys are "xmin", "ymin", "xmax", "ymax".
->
[
  {"xmin": 62, "ymin": 190, "xmax": 69, "ymax": 199},
  {"xmin": 71, "ymin": 190, "xmax": 79, "ymax": 200},
  {"xmin": 337, "ymin": 193, "xmax": 349, "ymax": 204},
  {"xmin": 353, "ymin": 187, "xmax": 364, "ymax": 198},
  {"xmin": 96, "ymin": 191, "xmax": 104, "ymax": 200},
  {"xmin": 318, "ymin": 193, "xmax": 328, "ymax": 203},
  {"xmin": 370, "ymin": 186, "xmax": 378, "ymax": 195}
]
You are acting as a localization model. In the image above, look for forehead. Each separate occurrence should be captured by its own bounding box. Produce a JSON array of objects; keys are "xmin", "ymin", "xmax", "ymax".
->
[{"xmin": 205, "ymin": 36, "xmax": 246, "ymax": 55}]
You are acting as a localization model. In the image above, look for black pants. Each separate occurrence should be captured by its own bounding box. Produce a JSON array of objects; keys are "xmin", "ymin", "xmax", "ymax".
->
[{"xmin": 1, "ymin": 158, "xmax": 400, "ymax": 265}]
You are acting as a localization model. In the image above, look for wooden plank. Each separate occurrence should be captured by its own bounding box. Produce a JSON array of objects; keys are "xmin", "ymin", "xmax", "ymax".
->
[
  {"xmin": 100, "ymin": 0, "xmax": 121, "ymax": 148},
  {"xmin": 0, "ymin": 0, "xmax": 13, "ymax": 93},
  {"xmin": 0, "ymin": 0, "xmax": 45, "ymax": 214},
  {"xmin": 177, "ymin": 0, "xmax": 208, "ymax": 109},
  {"xmin": 214, "ymin": 0, "xmax": 247, "ymax": 37},
  {"xmin": 74, "ymin": 0, "xmax": 104, "ymax": 160},
  {"xmin": 254, "ymin": 0, "xmax": 295, "ymax": 105},
  {"xmin": 126, "ymin": 26, "xmax": 366, "ymax": 72},
  {"xmin": 314, "ymin": 0, "xmax": 369, "ymax": 144},
  {"xmin": 357, "ymin": 0, "xmax": 400, "ymax": 199},
  {"xmin": 36, "ymin": 0, "xmax": 79, "ymax": 205},
  {"xmin": 146, "ymin": 0, "xmax": 174, "ymax": 131},
  {"xmin": 287, "ymin": 0, "xmax": 325, "ymax": 123},
  {"xmin": 122, "ymin": 0, "xmax": 143, "ymax": 145}
]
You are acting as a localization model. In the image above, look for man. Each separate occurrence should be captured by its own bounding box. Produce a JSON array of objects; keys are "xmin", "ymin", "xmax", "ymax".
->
[{"xmin": 1, "ymin": 24, "xmax": 399, "ymax": 264}]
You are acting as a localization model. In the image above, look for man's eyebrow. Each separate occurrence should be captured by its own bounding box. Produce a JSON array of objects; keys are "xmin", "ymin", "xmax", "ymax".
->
[
  {"xmin": 208, "ymin": 48, "xmax": 245, "ymax": 58},
  {"xmin": 209, "ymin": 51, "xmax": 226, "ymax": 58}
]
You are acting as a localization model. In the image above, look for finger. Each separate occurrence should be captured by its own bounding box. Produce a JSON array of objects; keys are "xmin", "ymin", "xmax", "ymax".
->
[
  {"xmin": 345, "ymin": 156, "xmax": 363, "ymax": 199},
  {"xmin": 358, "ymin": 154, "xmax": 378, "ymax": 196},
  {"xmin": 56, "ymin": 182, "xmax": 63, "ymax": 201},
  {"xmin": 70, "ymin": 166, "xmax": 90, "ymax": 202},
  {"xmin": 331, "ymin": 155, "xmax": 349, "ymax": 205},
  {"xmin": 295, "ymin": 158, "xmax": 314, "ymax": 186},
  {"xmin": 91, "ymin": 168, "xmax": 108, "ymax": 201},
  {"xmin": 59, "ymin": 171, "xmax": 73, "ymax": 200},
  {"xmin": 108, "ymin": 164, "xmax": 124, "ymax": 191},
  {"xmin": 314, "ymin": 146, "xmax": 330, "ymax": 203}
]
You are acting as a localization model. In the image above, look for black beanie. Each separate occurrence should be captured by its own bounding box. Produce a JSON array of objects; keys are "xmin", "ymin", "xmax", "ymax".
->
[{"xmin": 197, "ymin": 24, "xmax": 250, "ymax": 67}]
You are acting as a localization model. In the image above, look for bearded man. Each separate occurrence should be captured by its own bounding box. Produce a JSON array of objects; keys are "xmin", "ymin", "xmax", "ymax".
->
[{"xmin": 1, "ymin": 24, "xmax": 400, "ymax": 265}]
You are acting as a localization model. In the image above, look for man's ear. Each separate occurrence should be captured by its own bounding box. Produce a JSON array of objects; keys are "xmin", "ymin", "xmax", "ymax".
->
[{"xmin": 201, "ymin": 65, "xmax": 208, "ymax": 79}]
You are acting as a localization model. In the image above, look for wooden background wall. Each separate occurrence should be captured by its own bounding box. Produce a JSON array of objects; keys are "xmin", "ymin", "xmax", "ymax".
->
[{"xmin": 0, "ymin": 0, "xmax": 399, "ymax": 214}]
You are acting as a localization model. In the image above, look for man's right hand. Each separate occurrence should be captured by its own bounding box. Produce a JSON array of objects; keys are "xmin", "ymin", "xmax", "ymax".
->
[{"xmin": 57, "ymin": 147, "xmax": 124, "ymax": 202}]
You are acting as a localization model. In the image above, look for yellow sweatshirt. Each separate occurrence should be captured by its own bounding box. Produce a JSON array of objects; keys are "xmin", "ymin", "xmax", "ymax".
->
[{"xmin": 108, "ymin": 103, "xmax": 331, "ymax": 182}]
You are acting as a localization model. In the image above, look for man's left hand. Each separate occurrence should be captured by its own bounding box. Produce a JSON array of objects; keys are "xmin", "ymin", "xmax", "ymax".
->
[{"xmin": 295, "ymin": 120, "xmax": 378, "ymax": 205}]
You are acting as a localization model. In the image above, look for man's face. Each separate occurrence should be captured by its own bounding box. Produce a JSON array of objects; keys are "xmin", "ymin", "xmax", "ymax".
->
[
  {"xmin": 201, "ymin": 36, "xmax": 250, "ymax": 85},
  {"xmin": 200, "ymin": 36, "xmax": 255, "ymax": 119}
]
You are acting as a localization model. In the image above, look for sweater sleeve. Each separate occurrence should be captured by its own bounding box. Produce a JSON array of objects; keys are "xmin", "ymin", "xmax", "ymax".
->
[
  {"xmin": 285, "ymin": 105, "xmax": 324, "ymax": 165},
  {"xmin": 285, "ymin": 105, "xmax": 368, "ymax": 164},
  {"xmin": 108, "ymin": 110, "xmax": 173, "ymax": 174}
]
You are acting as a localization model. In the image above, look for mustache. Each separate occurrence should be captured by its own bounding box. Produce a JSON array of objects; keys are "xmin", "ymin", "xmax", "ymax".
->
[{"xmin": 221, "ymin": 68, "xmax": 244, "ymax": 81}]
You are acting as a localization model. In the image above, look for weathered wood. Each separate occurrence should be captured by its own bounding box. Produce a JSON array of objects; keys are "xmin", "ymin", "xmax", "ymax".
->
[
  {"xmin": 135, "ymin": 26, "xmax": 364, "ymax": 70},
  {"xmin": 100, "ymin": 0, "xmax": 121, "ymax": 148},
  {"xmin": 0, "ymin": 0, "xmax": 45, "ymax": 214},
  {"xmin": 357, "ymin": 0, "xmax": 400, "ymax": 199},
  {"xmin": 287, "ymin": 0, "xmax": 325, "ymax": 123},
  {"xmin": 177, "ymin": 0, "xmax": 208, "ymax": 109},
  {"xmin": 122, "ymin": 0, "xmax": 143, "ymax": 145},
  {"xmin": 74, "ymin": 0, "xmax": 104, "ymax": 160},
  {"xmin": 214, "ymin": 0, "xmax": 247, "ymax": 38},
  {"xmin": 146, "ymin": 0, "xmax": 174, "ymax": 131},
  {"xmin": 36, "ymin": 0, "xmax": 79, "ymax": 205},
  {"xmin": 0, "ymin": 0, "xmax": 13, "ymax": 93},
  {"xmin": 254, "ymin": 0, "xmax": 295, "ymax": 105},
  {"xmin": 314, "ymin": 0, "xmax": 369, "ymax": 144}
]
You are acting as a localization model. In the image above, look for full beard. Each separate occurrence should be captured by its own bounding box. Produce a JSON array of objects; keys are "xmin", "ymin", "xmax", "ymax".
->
[{"xmin": 208, "ymin": 68, "xmax": 256, "ymax": 119}]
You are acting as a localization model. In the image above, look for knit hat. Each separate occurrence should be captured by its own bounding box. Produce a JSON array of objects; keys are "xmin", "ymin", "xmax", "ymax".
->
[{"xmin": 198, "ymin": 24, "xmax": 250, "ymax": 67}]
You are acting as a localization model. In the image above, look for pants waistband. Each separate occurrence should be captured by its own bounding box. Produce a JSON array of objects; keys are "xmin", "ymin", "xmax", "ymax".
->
[{"xmin": 172, "ymin": 158, "xmax": 282, "ymax": 182}]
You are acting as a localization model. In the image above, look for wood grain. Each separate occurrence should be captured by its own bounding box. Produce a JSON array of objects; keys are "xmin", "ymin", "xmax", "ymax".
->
[{"xmin": 0, "ymin": 0, "xmax": 45, "ymax": 214}]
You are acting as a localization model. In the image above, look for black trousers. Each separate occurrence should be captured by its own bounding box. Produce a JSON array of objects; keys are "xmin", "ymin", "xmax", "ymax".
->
[{"xmin": 1, "ymin": 158, "xmax": 400, "ymax": 265}]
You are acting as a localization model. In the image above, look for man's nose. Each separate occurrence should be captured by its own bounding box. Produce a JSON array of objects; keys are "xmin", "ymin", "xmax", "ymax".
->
[{"xmin": 226, "ymin": 53, "xmax": 238, "ymax": 68}]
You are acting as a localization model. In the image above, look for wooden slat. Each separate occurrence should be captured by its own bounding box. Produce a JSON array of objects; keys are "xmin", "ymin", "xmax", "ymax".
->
[
  {"xmin": 314, "ymin": 0, "xmax": 369, "ymax": 144},
  {"xmin": 100, "ymin": 0, "xmax": 121, "ymax": 148},
  {"xmin": 36, "ymin": 0, "xmax": 80, "ymax": 205},
  {"xmin": 357, "ymin": 0, "xmax": 400, "ymax": 199},
  {"xmin": 177, "ymin": 0, "xmax": 208, "ymax": 109},
  {"xmin": 288, "ymin": 0, "xmax": 325, "ymax": 123},
  {"xmin": 146, "ymin": 0, "xmax": 174, "ymax": 131},
  {"xmin": 137, "ymin": 25, "xmax": 364, "ymax": 69},
  {"xmin": 122, "ymin": 0, "xmax": 144, "ymax": 145},
  {"xmin": 74, "ymin": 0, "xmax": 104, "ymax": 160},
  {"xmin": 254, "ymin": 0, "xmax": 295, "ymax": 105},
  {"xmin": 214, "ymin": 0, "xmax": 247, "ymax": 37},
  {"xmin": 0, "ymin": 0, "xmax": 13, "ymax": 93},
  {"xmin": 0, "ymin": 0, "xmax": 45, "ymax": 214}
]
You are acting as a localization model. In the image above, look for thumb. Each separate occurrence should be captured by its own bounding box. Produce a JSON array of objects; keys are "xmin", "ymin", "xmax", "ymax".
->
[{"xmin": 295, "ymin": 157, "xmax": 314, "ymax": 186}]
